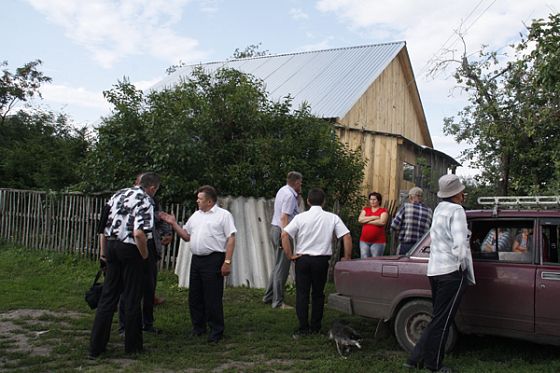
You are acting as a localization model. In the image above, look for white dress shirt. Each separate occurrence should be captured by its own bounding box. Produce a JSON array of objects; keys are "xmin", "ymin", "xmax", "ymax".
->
[
  {"xmin": 283, "ymin": 205, "xmax": 349, "ymax": 256},
  {"xmin": 183, "ymin": 204, "xmax": 237, "ymax": 256},
  {"xmin": 271, "ymin": 184, "xmax": 299, "ymax": 227},
  {"xmin": 428, "ymin": 201, "xmax": 475, "ymax": 284}
]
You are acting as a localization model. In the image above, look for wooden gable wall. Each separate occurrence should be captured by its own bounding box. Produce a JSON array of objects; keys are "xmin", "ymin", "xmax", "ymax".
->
[
  {"xmin": 339, "ymin": 50, "xmax": 431, "ymax": 147},
  {"xmin": 335, "ymin": 49, "xmax": 434, "ymax": 205}
]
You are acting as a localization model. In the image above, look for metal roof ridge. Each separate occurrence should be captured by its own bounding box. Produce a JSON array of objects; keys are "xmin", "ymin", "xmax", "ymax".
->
[{"xmin": 177, "ymin": 41, "xmax": 407, "ymax": 68}]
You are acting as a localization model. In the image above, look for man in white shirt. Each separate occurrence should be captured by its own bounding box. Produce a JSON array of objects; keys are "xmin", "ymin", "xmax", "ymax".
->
[
  {"xmin": 263, "ymin": 171, "xmax": 302, "ymax": 309},
  {"xmin": 405, "ymin": 174, "xmax": 475, "ymax": 373},
  {"xmin": 160, "ymin": 185, "xmax": 236, "ymax": 343},
  {"xmin": 281, "ymin": 188, "xmax": 352, "ymax": 337}
]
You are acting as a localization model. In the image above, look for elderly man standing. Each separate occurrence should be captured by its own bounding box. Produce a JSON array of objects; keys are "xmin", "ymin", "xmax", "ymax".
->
[
  {"xmin": 281, "ymin": 188, "xmax": 352, "ymax": 337},
  {"xmin": 263, "ymin": 171, "xmax": 303, "ymax": 309},
  {"xmin": 404, "ymin": 174, "xmax": 475, "ymax": 373},
  {"xmin": 161, "ymin": 185, "xmax": 236, "ymax": 343},
  {"xmin": 391, "ymin": 187, "xmax": 433, "ymax": 255}
]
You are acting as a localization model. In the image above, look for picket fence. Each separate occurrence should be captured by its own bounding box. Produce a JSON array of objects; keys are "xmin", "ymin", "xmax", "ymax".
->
[
  {"xmin": 0, "ymin": 188, "xmax": 399, "ymax": 287},
  {"xmin": 0, "ymin": 188, "xmax": 191, "ymax": 270}
]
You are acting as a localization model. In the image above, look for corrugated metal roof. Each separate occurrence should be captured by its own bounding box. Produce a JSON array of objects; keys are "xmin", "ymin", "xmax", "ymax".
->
[{"xmin": 152, "ymin": 42, "xmax": 406, "ymax": 119}]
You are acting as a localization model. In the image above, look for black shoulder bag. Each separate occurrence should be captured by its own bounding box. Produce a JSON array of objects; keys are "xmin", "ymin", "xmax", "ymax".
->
[{"xmin": 85, "ymin": 269, "xmax": 104, "ymax": 310}]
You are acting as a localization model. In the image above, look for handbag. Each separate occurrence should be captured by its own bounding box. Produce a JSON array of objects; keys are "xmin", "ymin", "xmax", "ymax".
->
[{"xmin": 85, "ymin": 269, "xmax": 104, "ymax": 309}]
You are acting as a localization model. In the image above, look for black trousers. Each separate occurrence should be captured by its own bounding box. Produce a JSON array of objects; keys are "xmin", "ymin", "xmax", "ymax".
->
[
  {"xmin": 189, "ymin": 252, "xmax": 225, "ymax": 341},
  {"xmin": 90, "ymin": 241, "xmax": 145, "ymax": 355},
  {"xmin": 408, "ymin": 270, "xmax": 468, "ymax": 371},
  {"xmin": 118, "ymin": 241, "xmax": 157, "ymax": 331},
  {"xmin": 294, "ymin": 255, "xmax": 330, "ymax": 332}
]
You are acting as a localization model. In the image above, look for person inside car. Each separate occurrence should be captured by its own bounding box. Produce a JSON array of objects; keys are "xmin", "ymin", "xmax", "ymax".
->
[
  {"xmin": 481, "ymin": 227, "xmax": 512, "ymax": 253},
  {"xmin": 512, "ymin": 228, "xmax": 533, "ymax": 253}
]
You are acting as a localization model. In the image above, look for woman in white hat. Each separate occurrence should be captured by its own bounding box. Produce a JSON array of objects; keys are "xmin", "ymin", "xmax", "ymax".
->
[{"xmin": 404, "ymin": 174, "xmax": 475, "ymax": 373}]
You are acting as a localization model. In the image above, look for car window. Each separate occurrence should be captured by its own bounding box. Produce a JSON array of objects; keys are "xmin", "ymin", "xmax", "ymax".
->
[
  {"xmin": 541, "ymin": 220, "xmax": 560, "ymax": 265},
  {"xmin": 469, "ymin": 219, "xmax": 534, "ymax": 263}
]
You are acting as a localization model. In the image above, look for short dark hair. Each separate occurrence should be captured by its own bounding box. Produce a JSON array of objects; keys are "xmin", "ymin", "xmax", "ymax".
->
[
  {"xmin": 140, "ymin": 172, "xmax": 160, "ymax": 189},
  {"xmin": 307, "ymin": 188, "xmax": 325, "ymax": 206},
  {"xmin": 287, "ymin": 171, "xmax": 302, "ymax": 183},
  {"xmin": 368, "ymin": 192, "xmax": 382, "ymax": 204},
  {"xmin": 197, "ymin": 185, "xmax": 218, "ymax": 203}
]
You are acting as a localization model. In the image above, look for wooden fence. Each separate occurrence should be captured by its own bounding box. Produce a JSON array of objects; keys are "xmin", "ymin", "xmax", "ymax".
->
[
  {"xmin": 1, "ymin": 187, "xmax": 403, "ymax": 279},
  {"xmin": 0, "ymin": 188, "xmax": 190, "ymax": 270}
]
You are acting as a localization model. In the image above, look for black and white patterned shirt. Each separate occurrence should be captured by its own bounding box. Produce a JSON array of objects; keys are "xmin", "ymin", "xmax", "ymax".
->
[{"xmin": 103, "ymin": 186, "xmax": 154, "ymax": 245}]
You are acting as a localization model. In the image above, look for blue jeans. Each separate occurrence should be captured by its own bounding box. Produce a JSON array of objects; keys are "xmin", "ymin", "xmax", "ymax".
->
[{"xmin": 359, "ymin": 241, "xmax": 385, "ymax": 258}]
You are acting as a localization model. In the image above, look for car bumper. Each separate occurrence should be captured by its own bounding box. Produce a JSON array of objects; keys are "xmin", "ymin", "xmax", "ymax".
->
[{"xmin": 327, "ymin": 293, "xmax": 353, "ymax": 315}]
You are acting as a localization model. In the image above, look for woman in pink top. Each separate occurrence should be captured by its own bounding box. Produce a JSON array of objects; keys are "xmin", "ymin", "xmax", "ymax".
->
[{"xmin": 358, "ymin": 192, "xmax": 389, "ymax": 257}]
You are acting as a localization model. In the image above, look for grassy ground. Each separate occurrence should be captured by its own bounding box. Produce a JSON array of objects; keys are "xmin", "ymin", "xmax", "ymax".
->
[{"xmin": 1, "ymin": 244, "xmax": 560, "ymax": 372}]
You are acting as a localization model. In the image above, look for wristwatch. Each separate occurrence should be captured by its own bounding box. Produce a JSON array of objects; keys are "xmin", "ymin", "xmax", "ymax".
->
[{"xmin": 224, "ymin": 259, "xmax": 232, "ymax": 265}]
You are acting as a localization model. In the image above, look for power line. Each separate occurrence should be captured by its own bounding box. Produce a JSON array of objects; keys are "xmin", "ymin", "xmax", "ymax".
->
[{"xmin": 417, "ymin": 0, "xmax": 497, "ymax": 77}]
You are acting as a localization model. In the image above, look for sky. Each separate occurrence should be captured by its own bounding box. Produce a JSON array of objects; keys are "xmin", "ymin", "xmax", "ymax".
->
[{"xmin": 2, "ymin": 0, "xmax": 559, "ymax": 177}]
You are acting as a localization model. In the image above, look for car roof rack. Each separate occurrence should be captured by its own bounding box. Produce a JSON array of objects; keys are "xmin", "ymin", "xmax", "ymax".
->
[{"xmin": 478, "ymin": 196, "xmax": 560, "ymax": 210}]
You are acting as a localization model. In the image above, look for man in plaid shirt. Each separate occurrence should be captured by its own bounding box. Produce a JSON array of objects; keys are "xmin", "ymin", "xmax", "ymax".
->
[{"xmin": 391, "ymin": 187, "xmax": 433, "ymax": 255}]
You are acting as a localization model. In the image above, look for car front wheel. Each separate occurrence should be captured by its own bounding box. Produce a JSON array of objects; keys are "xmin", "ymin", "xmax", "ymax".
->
[{"xmin": 393, "ymin": 299, "xmax": 457, "ymax": 353}]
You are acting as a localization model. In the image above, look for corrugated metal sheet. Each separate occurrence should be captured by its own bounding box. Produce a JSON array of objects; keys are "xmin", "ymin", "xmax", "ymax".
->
[
  {"xmin": 152, "ymin": 42, "xmax": 406, "ymax": 119},
  {"xmin": 174, "ymin": 196, "xmax": 298, "ymax": 289}
]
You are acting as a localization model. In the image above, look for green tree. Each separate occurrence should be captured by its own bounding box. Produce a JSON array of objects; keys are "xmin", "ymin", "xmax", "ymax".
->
[
  {"xmin": 440, "ymin": 13, "xmax": 560, "ymax": 196},
  {"xmin": 0, "ymin": 60, "xmax": 52, "ymax": 125},
  {"xmin": 82, "ymin": 67, "xmax": 365, "ymax": 219},
  {"xmin": 0, "ymin": 110, "xmax": 89, "ymax": 190},
  {"xmin": 232, "ymin": 43, "xmax": 269, "ymax": 59}
]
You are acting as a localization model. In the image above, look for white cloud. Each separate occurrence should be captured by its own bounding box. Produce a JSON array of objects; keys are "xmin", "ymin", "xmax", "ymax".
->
[
  {"xmin": 290, "ymin": 8, "xmax": 309, "ymax": 21},
  {"xmin": 296, "ymin": 37, "xmax": 334, "ymax": 52},
  {"xmin": 198, "ymin": 0, "xmax": 221, "ymax": 14},
  {"xmin": 41, "ymin": 84, "xmax": 109, "ymax": 110},
  {"xmin": 133, "ymin": 77, "xmax": 163, "ymax": 91},
  {"xmin": 26, "ymin": 0, "xmax": 208, "ymax": 68}
]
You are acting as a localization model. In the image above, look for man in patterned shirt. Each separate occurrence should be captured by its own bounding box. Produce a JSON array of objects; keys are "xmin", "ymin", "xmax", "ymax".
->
[
  {"xmin": 89, "ymin": 173, "xmax": 160, "ymax": 358},
  {"xmin": 391, "ymin": 187, "xmax": 433, "ymax": 255}
]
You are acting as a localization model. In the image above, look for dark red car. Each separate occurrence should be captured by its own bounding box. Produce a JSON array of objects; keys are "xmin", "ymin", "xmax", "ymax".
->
[{"xmin": 328, "ymin": 196, "xmax": 560, "ymax": 352}]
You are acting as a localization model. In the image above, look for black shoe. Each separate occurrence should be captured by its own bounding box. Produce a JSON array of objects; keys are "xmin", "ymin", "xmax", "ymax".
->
[
  {"xmin": 189, "ymin": 329, "xmax": 206, "ymax": 337},
  {"xmin": 143, "ymin": 326, "xmax": 161, "ymax": 334},
  {"xmin": 292, "ymin": 328, "xmax": 310, "ymax": 340},
  {"xmin": 207, "ymin": 335, "xmax": 222, "ymax": 344},
  {"xmin": 87, "ymin": 352, "xmax": 100, "ymax": 360},
  {"xmin": 430, "ymin": 367, "xmax": 453, "ymax": 373}
]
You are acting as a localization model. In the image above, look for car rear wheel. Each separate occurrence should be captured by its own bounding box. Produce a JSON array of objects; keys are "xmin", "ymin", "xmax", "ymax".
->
[{"xmin": 393, "ymin": 299, "xmax": 457, "ymax": 353}]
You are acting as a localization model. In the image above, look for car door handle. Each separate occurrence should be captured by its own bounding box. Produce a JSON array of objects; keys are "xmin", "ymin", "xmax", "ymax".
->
[{"xmin": 541, "ymin": 272, "xmax": 560, "ymax": 281}]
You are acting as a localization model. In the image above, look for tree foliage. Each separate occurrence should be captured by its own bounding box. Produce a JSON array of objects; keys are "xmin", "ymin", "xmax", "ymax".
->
[
  {"xmin": 0, "ymin": 110, "xmax": 89, "ymax": 190},
  {"xmin": 441, "ymin": 13, "xmax": 560, "ymax": 195},
  {"xmin": 81, "ymin": 67, "xmax": 365, "ymax": 219},
  {"xmin": 232, "ymin": 43, "xmax": 269, "ymax": 59},
  {"xmin": 0, "ymin": 60, "xmax": 88, "ymax": 191},
  {"xmin": 0, "ymin": 60, "xmax": 52, "ymax": 125}
]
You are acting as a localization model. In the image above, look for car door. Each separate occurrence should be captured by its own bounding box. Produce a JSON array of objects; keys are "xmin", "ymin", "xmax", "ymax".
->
[
  {"xmin": 535, "ymin": 219, "xmax": 560, "ymax": 337},
  {"xmin": 457, "ymin": 219, "xmax": 536, "ymax": 335}
]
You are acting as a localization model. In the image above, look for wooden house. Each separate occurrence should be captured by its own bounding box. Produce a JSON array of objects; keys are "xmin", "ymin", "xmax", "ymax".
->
[{"xmin": 154, "ymin": 42, "xmax": 459, "ymax": 208}]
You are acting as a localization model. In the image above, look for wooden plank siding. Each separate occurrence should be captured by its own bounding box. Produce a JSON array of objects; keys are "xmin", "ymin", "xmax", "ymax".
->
[
  {"xmin": 334, "ymin": 49, "xmax": 457, "ymax": 210},
  {"xmin": 340, "ymin": 54, "xmax": 430, "ymax": 147}
]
